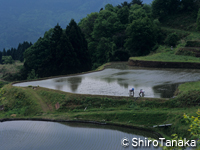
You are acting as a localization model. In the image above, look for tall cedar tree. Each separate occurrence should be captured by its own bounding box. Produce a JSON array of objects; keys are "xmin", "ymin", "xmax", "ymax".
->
[
  {"xmin": 24, "ymin": 21, "xmax": 91, "ymax": 78},
  {"xmin": 2, "ymin": 49, "xmax": 6, "ymax": 56},
  {"xmin": 49, "ymin": 24, "xmax": 63, "ymax": 76},
  {"xmin": 58, "ymin": 33, "xmax": 79, "ymax": 75},
  {"xmin": 66, "ymin": 19, "xmax": 91, "ymax": 72},
  {"xmin": 17, "ymin": 41, "xmax": 32, "ymax": 62}
]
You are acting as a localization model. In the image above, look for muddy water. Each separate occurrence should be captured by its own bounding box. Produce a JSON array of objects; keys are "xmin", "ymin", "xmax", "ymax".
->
[
  {"xmin": 0, "ymin": 121, "xmax": 161, "ymax": 150},
  {"xmin": 13, "ymin": 66, "xmax": 200, "ymax": 98}
]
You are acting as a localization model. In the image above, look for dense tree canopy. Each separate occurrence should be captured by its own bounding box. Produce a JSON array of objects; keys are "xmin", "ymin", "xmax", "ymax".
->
[
  {"xmin": 78, "ymin": 12, "xmax": 99, "ymax": 43},
  {"xmin": 89, "ymin": 9, "xmax": 125, "ymax": 67},
  {"xmin": 152, "ymin": 0, "xmax": 200, "ymax": 19},
  {"xmin": 117, "ymin": 6, "xmax": 129, "ymax": 24},
  {"xmin": 180, "ymin": 0, "xmax": 197, "ymax": 11},
  {"xmin": 24, "ymin": 31, "xmax": 52, "ymax": 78},
  {"xmin": 125, "ymin": 16, "xmax": 157, "ymax": 56},
  {"xmin": 24, "ymin": 20, "xmax": 91, "ymax": 78},
  {"xmin": 78, "ymin": 2, "xmax": 161, "ymax": 68}
]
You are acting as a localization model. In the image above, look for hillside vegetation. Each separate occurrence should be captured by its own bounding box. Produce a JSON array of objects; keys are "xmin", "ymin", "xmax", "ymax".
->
[{"xmin": 130, "ymin": 13, "xmax": 200, "ymax": 63}]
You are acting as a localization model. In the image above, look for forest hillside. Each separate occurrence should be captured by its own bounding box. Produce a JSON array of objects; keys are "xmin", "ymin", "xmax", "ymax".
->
[{"xmin": 0, "ymin": 0, "xmax": 152, "ymax": 50}]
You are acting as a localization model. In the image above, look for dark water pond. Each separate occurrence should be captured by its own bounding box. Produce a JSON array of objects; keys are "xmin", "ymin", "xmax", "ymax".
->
[
  {"xmin": 0, "ymin": 121, "xmax": 161, "ymax": 150},
  {"xmin": 13, "ymin": 66, "xmax": 200, "ymax": 98}
]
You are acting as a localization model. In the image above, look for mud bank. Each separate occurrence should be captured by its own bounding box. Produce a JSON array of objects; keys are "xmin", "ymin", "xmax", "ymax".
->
[{"xmin": 128, "ymin": 59, "xmax": 200, "ymax": 69}]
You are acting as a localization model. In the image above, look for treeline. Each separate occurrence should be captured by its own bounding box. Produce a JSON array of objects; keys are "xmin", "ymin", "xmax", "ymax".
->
[
  {"xmin": 23, "ymin": 19, "xmax": 91, "ymax": 78},
  {"xmin": 78, "ymin": 0, "xmax": 162, "ymax": 68},
  {"xmin": 0, "ymin": 41, "xmax": 32, "ymax": 64},
  {"xmin": 152, "ymin": 0, "xmax": 200, "ymax": 19}
]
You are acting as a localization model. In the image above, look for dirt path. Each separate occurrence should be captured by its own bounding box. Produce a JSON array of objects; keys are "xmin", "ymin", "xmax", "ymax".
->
[{"xmin": 27, "ymin": 88, "xmax": 52, "ymax": 112}]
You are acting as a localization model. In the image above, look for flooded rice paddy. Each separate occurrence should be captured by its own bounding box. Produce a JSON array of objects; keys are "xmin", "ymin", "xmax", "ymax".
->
[
  {"xmin": 14, "ymin": 65, "xmax": 200, "ymax": 98},
  {"xmin": 0, "ymin": 121, "xmax": 161, "ymax": 150}
]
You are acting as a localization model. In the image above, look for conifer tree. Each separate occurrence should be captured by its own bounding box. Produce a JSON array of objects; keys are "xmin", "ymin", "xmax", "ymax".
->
[
  {"xmin": 7, "ymin": 49, "xmax": 11, "ymax": 56},
  {"xmin": 66, "ymin": 19, "xmax": 91, "ymax": 72},
  {"xmin": 58, "ymin": 33, "xmax": 79, "ymax": 74},
  {"xmin": 49, "ymin": 23, "xmax": 63, "ymax": 75},
  {"xmin": 2, "ymin": 48, "xmax": 6, "ymax": 56},
  {"xmin": 16, "ymin": 41, "xmax": 32, "ymax": 62}
]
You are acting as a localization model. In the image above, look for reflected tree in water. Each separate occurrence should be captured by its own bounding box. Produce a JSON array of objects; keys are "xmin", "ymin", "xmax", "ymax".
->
[
  {"xmin": 55, "ymin": 84, "xmax": 63, "ymax": 91},
  {"xmin": 67, "ymin": 77, "xmax": 82, "ymax": 92},
  {"xmin": 101, "ymin": 77, "xmax": 116, "ymax": 83},
  {"xmin": 100, "ymin": 77, "xmax": 129, "ymax": 88},
  {"xmin": 117, "ymin": 78, "xmax": 129, "ymax": 88},
  {"xmin": 152, "ymin": 83, "xmax": 181, "ymax": 98}
]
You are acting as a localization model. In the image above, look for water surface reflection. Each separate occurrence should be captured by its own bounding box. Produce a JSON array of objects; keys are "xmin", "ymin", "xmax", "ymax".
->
[
  {"xmin": 13, "ymin": 67, "xmax": 200, "ymax": 98},
  {"xmin": 0, "ymin": 121, "xmax": 161, "ymax": 150}
]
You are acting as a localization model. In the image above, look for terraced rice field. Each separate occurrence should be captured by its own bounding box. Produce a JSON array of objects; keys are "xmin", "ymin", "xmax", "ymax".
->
[
  {"xmin": 14, "ymin": 67, "xmax": 200, "ymax": 98},
  {"xmin": 0, "ymin": 121, "xmax": 161, "ymax": 150}
]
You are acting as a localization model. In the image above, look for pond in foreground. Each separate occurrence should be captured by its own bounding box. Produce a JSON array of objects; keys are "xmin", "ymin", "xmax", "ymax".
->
[
  {"xmin": 13, "ymin": 66, "xmax": 200, "ymax": 98},
  {"xmin": 0, "ymin": 121, "xmax": 161, "ymax": 150}
]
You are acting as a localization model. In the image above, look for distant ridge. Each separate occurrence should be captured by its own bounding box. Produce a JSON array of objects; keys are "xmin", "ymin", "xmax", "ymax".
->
[{"xmin": 0, "ymin": 0, "xmax": 152, "ymax": 50}]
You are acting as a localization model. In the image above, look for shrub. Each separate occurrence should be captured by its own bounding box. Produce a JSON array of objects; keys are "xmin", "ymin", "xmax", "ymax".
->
[
  {"xmin": 27, "ymin": 69, "xmax": 38, "ymax": 80},
  {"xmin": 165, "ymin": 32, "xmax": 179, "ymax": 47},
  {"xmin": 2, "ymin": 56, "xmax": 14, "ymax": 64},
  {"xmin": 175, "ymin": 48, "xmax": 196, "ymax": 56},
  {"xmin": 185, "ymin": 40, "xmax": 200, "ymax": 47},
  {"xmin": 111, "ymin": 49, "xmax": 130, "ymax": 61},
  {"xmin": 174, "ymin": 90, "xmax": 200, "ymax": 107}
]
